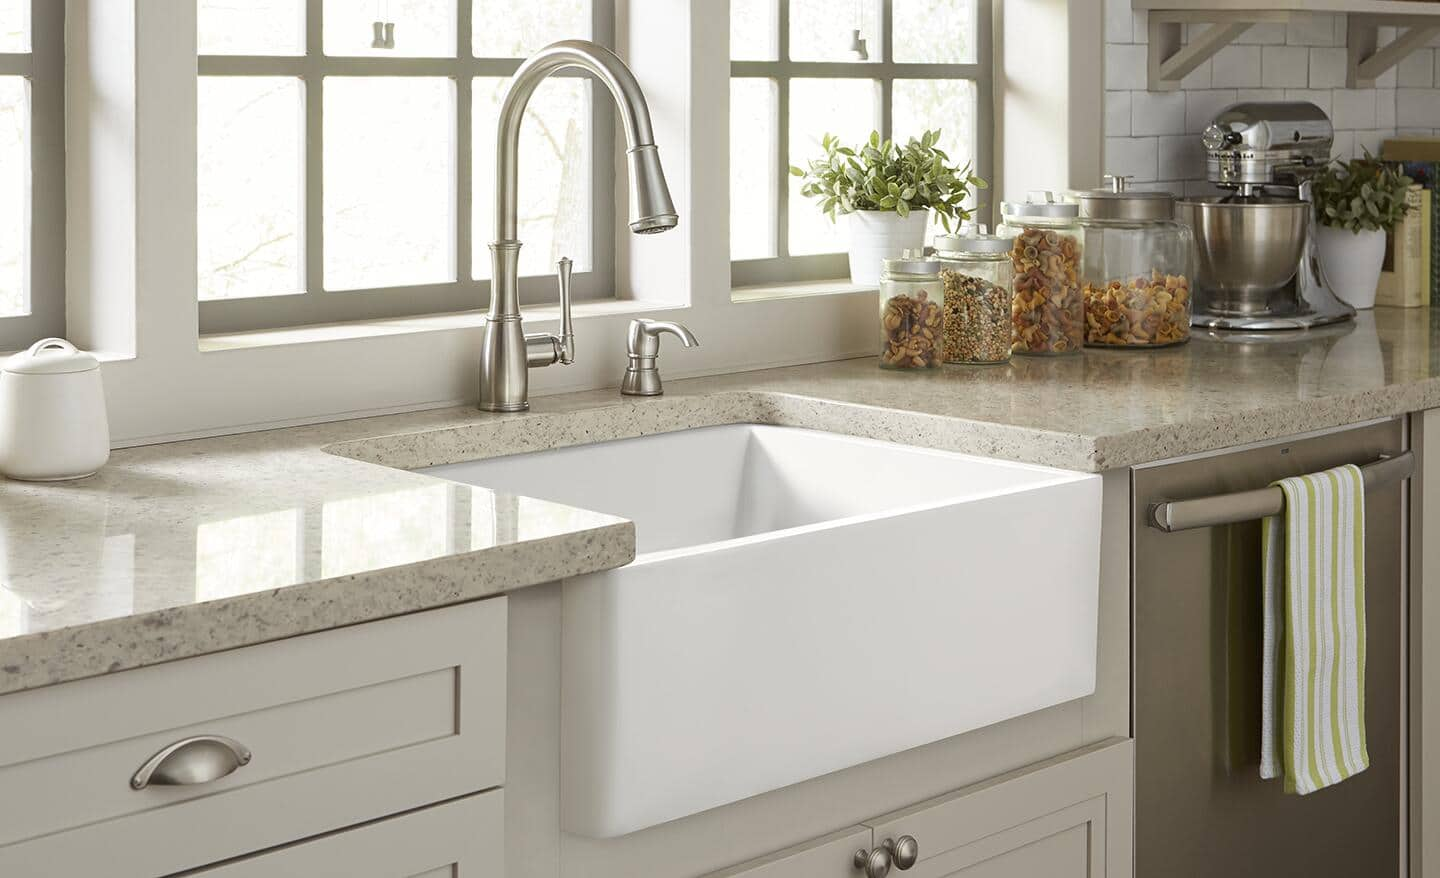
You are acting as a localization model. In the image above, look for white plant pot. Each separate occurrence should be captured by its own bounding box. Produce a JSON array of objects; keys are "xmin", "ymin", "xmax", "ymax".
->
[
  {"xmin": 846, "ymin": 209, "xmax": 930, "ymax": 286},
  {"xmin": 1316, "ymin": 225, "xmax": 1387, "ymax": 310}
]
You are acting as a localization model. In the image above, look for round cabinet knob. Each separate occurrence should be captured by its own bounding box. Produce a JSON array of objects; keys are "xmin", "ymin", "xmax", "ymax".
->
[
  {"xmin": 885, "ymin": 835, "xmax": 919, "ymax": 870},
  {"xmin": 853, "ymin": 846, "xmax": 893, "ymax": 878}
]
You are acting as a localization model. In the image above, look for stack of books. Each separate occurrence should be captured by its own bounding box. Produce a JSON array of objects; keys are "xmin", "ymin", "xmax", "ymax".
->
[{"xmin": 1380, "ymin": 138, "xmax": 1440, "ymax": 308}]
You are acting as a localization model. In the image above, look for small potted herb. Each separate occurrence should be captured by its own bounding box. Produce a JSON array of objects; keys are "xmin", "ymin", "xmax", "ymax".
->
[
  {"xmin": 1312, "ymin": 155, "xmax": 1413, "ymax": 309},
  {"xmin": 791, "ymin": 130, "xmax": 986, "ymax": 285}
]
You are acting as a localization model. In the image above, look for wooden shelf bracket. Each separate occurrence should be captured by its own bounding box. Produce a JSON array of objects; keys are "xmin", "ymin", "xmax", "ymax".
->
[
  {"xmin": 1347, "ymin": 14, "xmax": 1440, "ymax": 88},
  {"xmin": 1145, "ymin": 11, "xmax": 1289, "ymax": 91}
]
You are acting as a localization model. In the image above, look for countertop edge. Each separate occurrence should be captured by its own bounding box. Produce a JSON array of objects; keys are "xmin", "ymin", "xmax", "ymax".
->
[
  {"xmin": 1089, "ymin": 378, "xmax": 1440, "ymax": 471},
  {"xmin": 0, "ymin": 519, "xmax": 635, "ymax": 697}
]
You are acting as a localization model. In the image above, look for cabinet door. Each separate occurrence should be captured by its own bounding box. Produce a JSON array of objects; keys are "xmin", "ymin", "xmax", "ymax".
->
[
  {"xmin": 181, "ymin": 790, "xmax": 502, "ymax": 877},
  {"xmin": 703, "ymin": 825, "xmax": 873, "ymax": 878},
  {"xmin": 864, "ymin": 739, "xmax": 1133, "ymax": 878}
]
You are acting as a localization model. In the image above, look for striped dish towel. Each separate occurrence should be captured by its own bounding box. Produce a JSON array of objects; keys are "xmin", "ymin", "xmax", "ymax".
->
[{"xmin": 1260, "ymin": 464, "xmax": 1368, "ymax": 794}]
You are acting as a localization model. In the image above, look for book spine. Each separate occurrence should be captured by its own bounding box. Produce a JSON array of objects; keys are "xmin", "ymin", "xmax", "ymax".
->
[
  {"xmin": 1431, "ymin": 166, "xmax": 1439, "ymax": 307},
  {"xmin": 1405, "ymin": 161, "xmax": 1440, "ymax": 307},
  {"xmin": 1423, "ymin": 188, "xmax": 1434, "ymax": 308}
]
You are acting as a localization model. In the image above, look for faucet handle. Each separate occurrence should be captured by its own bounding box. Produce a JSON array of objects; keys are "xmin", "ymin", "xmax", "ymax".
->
[
  {"xmin": 522, "ymin": 256, "xmax": 576, "ymax": 368},
  {"xmin": 556, "ymin": 257, "xmax": 574, "ymax": 365}
]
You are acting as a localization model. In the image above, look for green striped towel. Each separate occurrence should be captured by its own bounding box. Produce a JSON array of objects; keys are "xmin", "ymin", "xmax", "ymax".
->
[{"xmin": 1260, "ymin": 464, "xmax": 1368, "ymax": 794}]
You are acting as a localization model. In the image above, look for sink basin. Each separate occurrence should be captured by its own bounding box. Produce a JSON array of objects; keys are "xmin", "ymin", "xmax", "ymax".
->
[{"xmin": 421, "ymin": 424, "xmax": 1102, "ymax": 838}]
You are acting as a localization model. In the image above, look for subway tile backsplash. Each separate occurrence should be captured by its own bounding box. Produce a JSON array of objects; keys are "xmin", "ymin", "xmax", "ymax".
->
[{"xmin": 1103, "ymin": 4, "xmax": 1440, "ymax": 191}]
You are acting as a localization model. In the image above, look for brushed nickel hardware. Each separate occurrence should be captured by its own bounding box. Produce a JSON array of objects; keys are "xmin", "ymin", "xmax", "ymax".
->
[
  {"xmin": 479, "ymin": 40, "xmax": 678, "ymax": 412},
  {"xmin": 621, "ymin": 318, "xmax": 698, "ymax": 397},
  {"xmin": 884, "ymin": 836, "xmax": 919, "ymax": 870},
  {"xmin": 1148, "ymin": 451, "xmax": 1413, "ymax": 533},
  {"xmin": 131, "ymin": 734, "xmax": 252, "ymax": 790},
  {"xmin": 853, "ymin": 845, "xmax": 892, "ymax": 878},
  {"xmin": 525, "ymin": 258, "xmax": 576, "ymax": 368}
]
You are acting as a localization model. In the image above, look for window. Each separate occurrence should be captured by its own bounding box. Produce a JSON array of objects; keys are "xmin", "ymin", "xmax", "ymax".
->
[
  {"xmin": 730, "ymin": 0, "xmax": 992, "ymax": 288},
  {"xmin": 196, "ymin": 0, "xmax": 614, "ymax": 333},
  {"xmin": 0, "ymin": 0, "xmax": 62, "ymax": 351}
]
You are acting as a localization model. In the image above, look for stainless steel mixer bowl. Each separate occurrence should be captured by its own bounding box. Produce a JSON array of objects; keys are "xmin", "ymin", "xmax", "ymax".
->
[{"xmin": 1176, "ymin": 197, "xmax": 1308, "ymax": 316}]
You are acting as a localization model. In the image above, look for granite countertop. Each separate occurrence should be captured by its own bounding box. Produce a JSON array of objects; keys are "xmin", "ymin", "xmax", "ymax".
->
[{"xmin": 3, "ymin": 307, "xmax": 1439, "ymax": 695}]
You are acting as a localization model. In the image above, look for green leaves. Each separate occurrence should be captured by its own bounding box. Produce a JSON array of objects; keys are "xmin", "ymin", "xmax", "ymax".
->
[
  {"xmin": 1313, "ymin": 152, "xmax": 1414, "ymax": 233},
  {"xmin": 788, "ymin": 128, "xmax": 987, "ymax": 232}
]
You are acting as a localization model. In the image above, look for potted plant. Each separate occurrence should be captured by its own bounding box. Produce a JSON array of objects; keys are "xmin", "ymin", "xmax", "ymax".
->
[
  {"xmin": 1312, "ymin": 155, "xmax": 1413, "ymax": 309},
  {"xmin": 791, "ymin": 130, "xmax": 986, "ymax": 286}
]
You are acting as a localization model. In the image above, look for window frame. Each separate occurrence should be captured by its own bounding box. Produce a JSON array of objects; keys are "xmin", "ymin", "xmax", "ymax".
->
[
  {"xmin": 197, "ymin": 0, "xmax": 616, "ymax": 334},
  {"xmin": 730, "ymin": 0, "xmax": 993, "ymax": 288},
  {"xmin": 0, "ymin": 0, "xmax": 64, "ymax": 351}
]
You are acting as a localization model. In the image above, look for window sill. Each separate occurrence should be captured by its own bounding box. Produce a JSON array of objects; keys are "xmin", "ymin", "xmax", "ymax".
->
[
  {"xmin": 730, "ymin": 278, "xmax": 875, "ymax": 304},
  {"xmin": 198, "ymin": 299, "xmax": 685, "ymax": 353}
]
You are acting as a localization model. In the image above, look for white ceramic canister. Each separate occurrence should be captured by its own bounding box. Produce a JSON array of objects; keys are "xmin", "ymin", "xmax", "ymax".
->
[{"xmin": 0, "ymin": 338, "xmax": 111, "ymax": 481}]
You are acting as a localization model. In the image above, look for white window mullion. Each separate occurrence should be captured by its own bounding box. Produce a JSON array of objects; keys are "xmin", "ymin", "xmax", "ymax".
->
[
  {"xmin": 0, "ymin": 0, "xmax": 63, "ymax": 352},
  {"xmin": 305, "ymin": 0, "xmax": 324, "ymax": 300},
  {"xmin": 455, "ymin": 0, "xmax": 473, "ymax": 286}
]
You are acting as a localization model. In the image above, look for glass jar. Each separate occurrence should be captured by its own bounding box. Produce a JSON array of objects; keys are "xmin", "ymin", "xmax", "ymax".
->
[
  {"xmin": 997, "ymin": 193, "xmax": 1085, "ymax": 356},
  {"xmin": 878, "ymin": 254, "xmax": 943, "ymax": 370},
  {"xmin": 934, "ymin": 233, "xmax": 1015, "ymax": 365},
  {"xmin": 1078, "ymin": 177, "xmax": 1194, "ymax": 348}
]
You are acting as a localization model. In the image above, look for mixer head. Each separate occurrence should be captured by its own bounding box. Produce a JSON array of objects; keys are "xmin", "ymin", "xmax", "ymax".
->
[{"xmin": 1200, "ymin": 101, "xmax": 1334, "ymax": 189}]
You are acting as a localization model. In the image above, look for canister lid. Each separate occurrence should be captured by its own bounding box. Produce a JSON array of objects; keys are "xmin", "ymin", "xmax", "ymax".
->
[
  {"xmin": 3, "ymin": 338, "xmax": 100, "ymax": 375},
  {"xmin": 1078, "ymin": 175, "xmax": 1176, "ymax": 221},
  {"xmin": 999, "ymin": 190, "xmax": 1080, "ymax": 219},
  {"xmin": 882, "ymin": 248, "xmax": 941, "ymax": 274},
  {"xmin": 934, "ymin": 233, "xmax": 1014, "ymax": 255},
  {"xmin": 883, "ymin": 256, "xmax": 941, "ymax": 274}
]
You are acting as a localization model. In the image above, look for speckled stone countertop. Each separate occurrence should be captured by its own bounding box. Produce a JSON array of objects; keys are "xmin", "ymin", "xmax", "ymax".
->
[{"xmin": 2, "ymin": 308, "xmax": 1438, "ymax": 694}]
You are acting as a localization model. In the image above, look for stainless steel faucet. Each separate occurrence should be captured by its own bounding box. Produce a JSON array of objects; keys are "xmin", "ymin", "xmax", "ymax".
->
[
  {"xmin": 479, "ymin": 40, "xmax": 679, "ymax": 412},
  {"xmin": 621, "ymin": 318, "xmax": 698, "ymax": 397}
]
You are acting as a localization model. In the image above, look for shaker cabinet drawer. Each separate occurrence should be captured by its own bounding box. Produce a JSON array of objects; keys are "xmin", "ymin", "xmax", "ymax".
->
[
  {"xmin": 179, "ymin": 789, "xmax": 503, "ymax": 877},
  {"xmin": 0, "ymin": 598, "xmax": 506, "ymax": 878}
]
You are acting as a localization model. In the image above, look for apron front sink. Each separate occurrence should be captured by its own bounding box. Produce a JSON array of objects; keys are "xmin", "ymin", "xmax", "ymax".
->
[{"xmin": 422, "ymin": 423, "xmax": 1102, "ymax": 838}]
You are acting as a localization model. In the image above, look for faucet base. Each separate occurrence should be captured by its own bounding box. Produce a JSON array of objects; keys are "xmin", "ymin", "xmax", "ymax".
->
[
  {"xmin": 478, "ymin": 309, "xmax": 531, "ymax": 414},
  {"xmin": 478, "ymin": 401, "xmax": 531, "ymax": 413}
]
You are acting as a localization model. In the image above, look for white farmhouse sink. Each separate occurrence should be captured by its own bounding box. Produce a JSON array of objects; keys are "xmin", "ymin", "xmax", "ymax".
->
[{"xmin": 422, "ymin": 424, "xmax": 1102, "ymax": 838}]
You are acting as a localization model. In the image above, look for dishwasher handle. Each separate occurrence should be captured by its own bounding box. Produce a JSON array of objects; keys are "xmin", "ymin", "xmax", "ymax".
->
[{"xmin": 1148, "ymin": 451, "xmax": 1414, "ymax": 533}]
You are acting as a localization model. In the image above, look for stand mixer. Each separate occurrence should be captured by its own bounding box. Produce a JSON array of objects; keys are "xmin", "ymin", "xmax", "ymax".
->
[{"xmin": 1178, "ymin": 102, "xmax": 1355, "ymax": 331}]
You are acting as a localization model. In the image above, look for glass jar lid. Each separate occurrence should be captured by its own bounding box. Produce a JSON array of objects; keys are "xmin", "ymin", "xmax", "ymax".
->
[
  {"xmin": 999, "ymin": 190, "xmax": 1079, "ymax": 219},
  {"xmin": 1078, "ymin": 175, "xmax": 1176, "ymax": 221},
  {"xmin": 935, "ymin": 233, "xmax": 1013, "ymax": 255},
  {"xmin": 883, "ymin": 248, "xmax": 941, "ymax": 274},
  {"xmin": 883, "ymin": 255, "xmax": 941, "ymax": 274}
]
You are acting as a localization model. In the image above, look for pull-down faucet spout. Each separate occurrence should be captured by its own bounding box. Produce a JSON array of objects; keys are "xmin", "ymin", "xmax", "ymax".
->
[{"xmin": 479, "ymin": 40, "xmax": 679, "ymax": 412}]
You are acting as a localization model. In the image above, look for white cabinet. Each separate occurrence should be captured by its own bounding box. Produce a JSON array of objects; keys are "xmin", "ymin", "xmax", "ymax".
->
[
  {"xmin": 707, "ymin": 739, "xmax": 1133, "ymax": 878},
  {"xmin": 0, "ymin": 598, "xmax": 507, "ymax": 878},
  {"xmin": 865, "ymin": 738, "xmax": 1132, "ymax": 878},
  {"xmin": 706, "ymin": 826, "xmax": 875, "ymax": 878},
  {"xmin": 182, "ymin": 789, "xmax": 503, "ymax": 877}
]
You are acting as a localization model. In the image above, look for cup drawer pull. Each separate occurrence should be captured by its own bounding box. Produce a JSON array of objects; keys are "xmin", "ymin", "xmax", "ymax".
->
[{"xmin": 131, "ymin": 735, "xmax": 252, "ymax": 791}]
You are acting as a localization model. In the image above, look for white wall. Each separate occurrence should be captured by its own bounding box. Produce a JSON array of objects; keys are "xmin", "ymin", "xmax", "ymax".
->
[
  {"xmin": 997, "ymin": 0, "xmax": 1105, "ymax": 200},
  {"xmin": 1103, "ymin": 5, "xmax": 1440, "ymax": 196}
]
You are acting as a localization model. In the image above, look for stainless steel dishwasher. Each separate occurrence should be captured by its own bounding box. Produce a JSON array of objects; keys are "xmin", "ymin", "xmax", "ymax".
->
[{"xmin": 1133, "ymin": 418, "xmax": 1412, "ymax": 876}]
